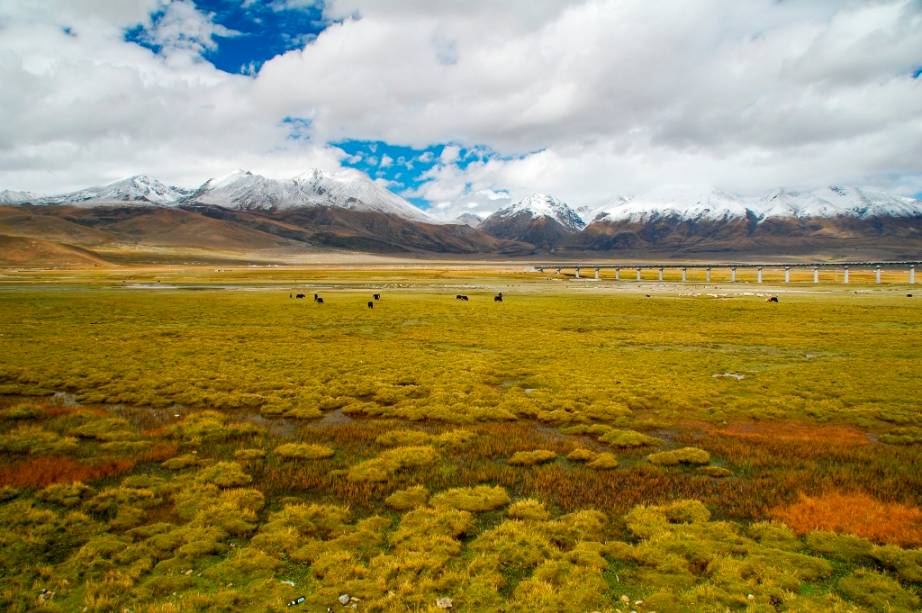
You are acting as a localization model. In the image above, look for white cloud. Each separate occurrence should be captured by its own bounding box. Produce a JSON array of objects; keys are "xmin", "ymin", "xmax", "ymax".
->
[
  {"xmin": 439, "ymin": 145, "xmax": 460, "ymax": 164},
  {"xmin": 0, "ymin": 0, "xmax": 920, "ymax": 208},
  {"xmin": 138, "ymin": 0, "xmax": 240, "ymax": 57},
  {"xmin": 254, "ymin": 0, "xmax": 922, "ymax": 206}
]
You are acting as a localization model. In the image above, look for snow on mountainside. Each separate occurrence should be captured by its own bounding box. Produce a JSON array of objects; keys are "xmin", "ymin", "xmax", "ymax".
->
[
  {"xmin": 453, "ymin": 213, "xmax": 483, "ymax": 227},
  {"xmin": 0, "ymin": 190, "xmax": 39, "ymax": 204},
  {"xmin": 489, "ymin": 193, "xmax": 585, "ymax": 230},
  {"xmin": 594, "ymin": 186, "xmax": 751, "ymax": 223},
  {"xmin": 756, "ymin": 186, "xmax": 922, "ymax": 220},
  {"xmin": 33, "ymin": 176, "xmax": 191, "ymax": 206},
  {"xmin": 594, "ymin": 185, "xmax": 922, "ymax": 223},
  {"xmin": 190, "ymin": 168, "xmax": 432, "ymax": 223}
]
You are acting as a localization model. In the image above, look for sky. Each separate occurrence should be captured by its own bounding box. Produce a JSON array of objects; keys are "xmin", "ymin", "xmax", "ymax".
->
[{"xmin": 1, "ymin": 0, "xmax": 921, "ymax": 219}]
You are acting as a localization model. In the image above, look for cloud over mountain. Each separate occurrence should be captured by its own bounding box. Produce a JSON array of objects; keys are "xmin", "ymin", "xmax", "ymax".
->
[{"xmin": 1, "ymin": 0, "xmax": 921, "ymax": 217}]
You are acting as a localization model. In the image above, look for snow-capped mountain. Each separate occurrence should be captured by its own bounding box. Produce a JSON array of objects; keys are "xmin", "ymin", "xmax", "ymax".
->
[
  {"xmin": 576, "ymin": 184, "xmax": 922, "ymax": 255},
  {"xmin": 32, "ymin": 176, "xmax": 191, "ymax": 206},
  {"xmin": 592, "ymin": 185, "xmax": 922, "ymax": 223},
  {"xmin": 756, "ymin": 186, "xmax": 922, "ymax": 220},
  {"xmin": 479, "ymin": 193, "xmax": 585, "ymax": 250},
  {"xmin": 453, "ymin": 213, "xmax": 483, "ymax": 228},
  {"xmin": 593, "ymin": 186, "xmax": 751, "ymax": 223},
  {"xmin": 486, "ymin": 193, "xmax": 586, "ymax": 230},
  {"xmin": 0, "ymin": 189, "xmax": 39, "ymax": 204},
  {"xmin": 189, "ymin": 168, "xmax": 432, "ymax": 223}
]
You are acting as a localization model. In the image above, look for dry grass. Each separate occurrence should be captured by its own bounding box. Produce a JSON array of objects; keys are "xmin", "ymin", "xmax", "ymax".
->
[
  {"xmin": 770, "ymin": 491, "xmax": 922, "ymax": 547},
  {"xmin": 0, "ymin": 456, "xmax": 134, "ymax": 488}
]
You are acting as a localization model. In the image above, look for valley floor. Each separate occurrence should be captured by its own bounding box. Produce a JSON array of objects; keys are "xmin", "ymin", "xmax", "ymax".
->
[{"xmin": 0, "ymin": 269, "xmax": 919, "ymax": 611}]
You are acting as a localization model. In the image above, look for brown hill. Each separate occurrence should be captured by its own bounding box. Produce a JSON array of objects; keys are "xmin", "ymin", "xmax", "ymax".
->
[
  {"xmin": 479, "ymin": 212, "xmax": 572, "ymax": 252},
  {"xmin": 0, "ymin": 234, "xmax": 109, "ymax": 267},
  {"xmin": 1, "ymin": 201, "xmax": 920, "ymax": 265},
  {"xmin": 51, "ymin": 205, "xmax": 294, "ymax": 251},
  {"xmin": 0, "ymin": 206, "xmax": 116, "ymax": 245},
  {"xmin": 0, "ymin": 203, "xmax": 532, "ymax": 265},
  {"xmin": 568, "ymin": 214, "xmax": 922, "ymax": 259}
]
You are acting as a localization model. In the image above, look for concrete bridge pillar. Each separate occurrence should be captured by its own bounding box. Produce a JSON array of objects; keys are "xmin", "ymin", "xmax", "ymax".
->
[
  {"xmin": 911, "ymin": 265, "xmax": 916, "ymax": 284},
  {"xmin": 594, "ymin": 267, "xmax": 600, "ymax": 280},
  {"xmin": 813, "ymin": 267, "xmax": 819, "ymax": 284},
  {"xmin": 681, "ymin": 267, "xmax": 687, "ymax": 282},
  {"xmin": 875, "ymin": 266, "xmax": 881, "ymax": 284},
  {"xmin": 730, "ymin": 267, "xmax": 737, "ymax": 283},
  {"xmin": 784, "ymin": 267, "xmax": 791, "ymax": 283},
  {"xmin": 658, "ymin": 267, "xmax": 664, "ymax": 282},
  {"xmin": 705, "ymin": 267, "xmax": 712, "ymax": 283},
  {"xmin": 615, "ymin": 268, "xmax": 621, "ymax": 281},
  {"xmin": 843, "ymin": 266, "xmax": 849, "ymax": 284},
  {"xmin": 575, "ymin": 267, "xmax": 581, "ymax": 279},
  {"xmin": 635, "ymin": 267, "xmax": 642, "ymax": 281},
  {"xmin": 757, "ymin": 267, "xmax": 763, "ymax": 283}
]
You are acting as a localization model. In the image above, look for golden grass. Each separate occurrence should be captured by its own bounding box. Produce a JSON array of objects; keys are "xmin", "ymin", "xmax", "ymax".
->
[{"xmin": 0, "ymin": 274, "xmax": 918, "ymax": 610}]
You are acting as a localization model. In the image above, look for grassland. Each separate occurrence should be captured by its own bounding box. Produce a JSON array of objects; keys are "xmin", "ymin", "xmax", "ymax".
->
[{"xmin": 0, "ymin": 268, "xmax": 919, "ymax": 611}]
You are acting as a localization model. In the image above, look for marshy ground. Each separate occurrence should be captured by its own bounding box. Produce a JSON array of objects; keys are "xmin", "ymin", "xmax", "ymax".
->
[{"xmin": 0, "ymin": 267, "xmax": 919, "ymax": 611}]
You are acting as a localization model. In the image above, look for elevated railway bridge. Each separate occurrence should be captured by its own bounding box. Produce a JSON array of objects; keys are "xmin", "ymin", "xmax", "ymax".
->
[{"xmin": 532, "ymin": 261, "xmax": 921, "ymax": 284}]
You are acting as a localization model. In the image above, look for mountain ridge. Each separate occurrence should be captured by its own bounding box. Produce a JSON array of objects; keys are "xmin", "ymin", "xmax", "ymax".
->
[{"xmin": 1, "ymin": 174, "xmax": 920, "ymax": 264}]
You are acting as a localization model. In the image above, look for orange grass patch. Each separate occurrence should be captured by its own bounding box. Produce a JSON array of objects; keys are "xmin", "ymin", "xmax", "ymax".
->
[
  {"xmin": 0, "ymin": 456, "xmax": 135, "ymax": 488},
  {"xmin": 770, "ymin": 491, "xmax": 922, "ymax": 547},
  {"xmin": 706, "ymin": 420, "xmax": 871, "ymax": 446}
]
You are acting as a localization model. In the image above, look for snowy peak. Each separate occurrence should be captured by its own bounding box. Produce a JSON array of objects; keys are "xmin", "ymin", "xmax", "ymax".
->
[
  {"xmin": 493, "ymin": 193, "xmax": 585, "ymax": 230},
  {"xmin": 95, "ymin": 175, "xmax": 191, "ymax": 204},
  {"xmin": 453, "ymin": 213, "xmax": 483, "ymax": 228},
  {"xmin": 758, "ymin": 186, "xmax": 922, "ymax": 220},
  {"xmin": 594, "ymin": 185, "xmax": 922, "ymax": 224},
  {"xmin": 31, "ymin": 175, "xmax": 191, "ymax": 206},
  {"xmin": 595, "ymin": 186, "xmax": 749, "ymax": 223},
  {"xmin": 0, "ymin": 189, "xmax": 39, "ymax": 204},
  {"xmin": 191, "ymin": 168, "xmax": 432, "ymax": 223}
]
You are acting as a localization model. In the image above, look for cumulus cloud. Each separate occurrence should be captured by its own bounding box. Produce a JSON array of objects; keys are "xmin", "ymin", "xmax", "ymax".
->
[
  {"xmin": 0, "ymin": 0, "xmax": 341, "ymax": 191},
  {"xmin": 0, "ymin": 0, "xmax": 920, "ymax": 210},
  {"xmin": 136, "ymin": 0, "xmax": 240, "ymax": 56}
]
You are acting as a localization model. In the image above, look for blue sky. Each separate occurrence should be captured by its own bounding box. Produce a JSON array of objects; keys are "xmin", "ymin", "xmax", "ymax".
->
[
  {"xmin": 335, "ymin": 141, "xmax": 514, "ymax": 209},
  {"xmin": 126, "ymin": 0, "xmax": 331, "ymax": 74}
]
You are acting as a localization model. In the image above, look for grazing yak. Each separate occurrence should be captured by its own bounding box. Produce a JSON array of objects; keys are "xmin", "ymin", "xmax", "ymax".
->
[
  {"xmin": 367, "ymin": 301, "xmax": 374, "ymax": 309},
  {"xmin": 373, "ymin": 293, "xmax": 381, "ymax": 300},
  {"xmin": 295, "ymin": 293, "xmax": 305, "ymax": 299},
  {"xmin": 316, "ymin": 297, "xmax": 324, "ymax": 304},
  {"xmin": 456, "ymin": 295, "xmax": 469, "ymax": 301},
  {"xmin": 494, "ymin": 294, "xmax": 503, "ymax": 302},
  {"xmin": 767, "ymin": 296, "xmax": 779, "ymax": 303}
]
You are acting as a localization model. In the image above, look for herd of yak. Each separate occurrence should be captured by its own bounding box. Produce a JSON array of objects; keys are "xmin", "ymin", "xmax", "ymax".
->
[
  {"xmin": 286, "ymin": 291, "xmax": 797, "ymax": 306},
  {"xmin": 288, "ymin": 291, "xmax": 504, "ymax": 308}
]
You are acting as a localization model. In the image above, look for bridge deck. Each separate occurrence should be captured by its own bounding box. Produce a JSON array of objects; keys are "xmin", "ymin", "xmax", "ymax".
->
[{"xmin": 533, "ymin": 261, "xmax": 921, "ymax": 269}]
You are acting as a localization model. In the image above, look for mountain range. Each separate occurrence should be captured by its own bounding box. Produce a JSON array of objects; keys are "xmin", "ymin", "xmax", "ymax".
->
[{"xmin": 1, "ymin": 170, "xmax": 920, "ymax": 265}]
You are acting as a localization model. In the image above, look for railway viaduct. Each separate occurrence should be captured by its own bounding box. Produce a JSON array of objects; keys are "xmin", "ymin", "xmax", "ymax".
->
[{"xmin": 533, "ymin": 261, "xmax": 921, "ymax": 284}]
